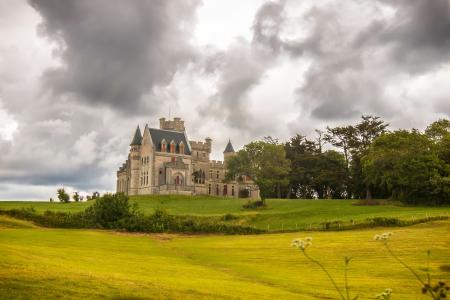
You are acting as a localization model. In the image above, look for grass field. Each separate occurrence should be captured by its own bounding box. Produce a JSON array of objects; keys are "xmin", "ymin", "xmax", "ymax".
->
[
  {"xmin": 1, "ymin": 195, "xmax": 449, "ymax": 231},
  {"xmin": 0, "ymin": 215, "xmax": 449, "ymax": 299}
]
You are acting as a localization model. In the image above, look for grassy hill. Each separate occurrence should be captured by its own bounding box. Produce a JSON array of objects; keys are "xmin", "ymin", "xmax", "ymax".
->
[
  {"xmin": 0, "ymin": 215, "xmax": 449, "ymax": 299},
  {"xmin": 1, "ymin": 195, "xmax": 449, "ymax": 231}
]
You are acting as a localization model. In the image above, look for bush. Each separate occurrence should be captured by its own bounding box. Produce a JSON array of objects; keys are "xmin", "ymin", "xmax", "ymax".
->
[
  {"xmin": 84, "ymin": 193, "xmax": 136, "ymax": 228},
  {"xmin": 368, "ymin": 217, "xmax": 401, "ymax": 226},
  {"xmin": 243, "ymin": 200, "xmax": 266, "ymax": 209},
  {"xmin": 221, "ymin": 213, "xmax": 239, "ymax": 221}
]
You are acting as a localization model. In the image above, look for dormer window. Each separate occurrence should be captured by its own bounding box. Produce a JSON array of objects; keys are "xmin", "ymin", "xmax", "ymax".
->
[
  {"xmin": 179, "ymin": 142, "xmax": 185, "ymax": 154},
  {"xmin": 161, "ymin": 139, "xmax": 167, "ymax": 152},
  {"xmin": 170, "ymin": 141, "xmax": 175, "ymax": 153}
]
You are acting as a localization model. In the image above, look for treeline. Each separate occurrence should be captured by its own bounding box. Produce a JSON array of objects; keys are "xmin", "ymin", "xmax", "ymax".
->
[
  {"xmin": 226, "ymin": 116, "xmax": 450, "ymax": 205},
  {"xmin": 50, "ymin": 188, "xmax": 100, "ymax": 203}
]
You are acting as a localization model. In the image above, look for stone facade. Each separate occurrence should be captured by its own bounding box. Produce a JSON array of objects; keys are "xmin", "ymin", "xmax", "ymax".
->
[{"xmin": 116, "ymin": 117, "xmax": 260, "ymax": 199}]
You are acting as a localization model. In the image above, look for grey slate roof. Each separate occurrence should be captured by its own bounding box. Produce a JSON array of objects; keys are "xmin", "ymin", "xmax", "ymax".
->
[
  {"xmin": 223, "ymin": 139, "xmax": 235, "ymax": 153},
  {"xmin": 130, "ymin": 126, "xmax": 142, "ymax": 146},
  {"xmin": 149, "ymin": 128, "xmax": 191, "ymax": 155}
]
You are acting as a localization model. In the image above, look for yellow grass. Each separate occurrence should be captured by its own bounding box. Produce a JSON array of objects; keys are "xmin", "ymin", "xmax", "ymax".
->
[{"xmin": 0, "ymin": 216, "xmax": 449, "ymax": 299}]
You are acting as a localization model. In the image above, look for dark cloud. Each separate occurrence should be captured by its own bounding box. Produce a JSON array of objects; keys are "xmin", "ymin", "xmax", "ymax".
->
[
  {"xmin": 368, "ymin": 0, "xmax": 450, "ymax": 73},
  {"xmin": 295, "ymin": 0, "xmax": 450, "ymax": 121},
  {"xmin": 29, "ymin": 0, "xmax": 201, "ymax": 113}
]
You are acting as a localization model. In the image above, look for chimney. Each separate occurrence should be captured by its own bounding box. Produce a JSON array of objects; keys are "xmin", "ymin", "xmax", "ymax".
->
[{"xmin": 159, "ymin": 117, "xmax": 166, "ymax": 129}]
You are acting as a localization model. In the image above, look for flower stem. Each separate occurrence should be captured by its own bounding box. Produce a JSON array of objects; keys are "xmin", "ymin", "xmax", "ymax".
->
[
  {"xmin": 302, "ymin": 250, "xmax": 346, "ymax": 300},
  {"xmin": 384, "ymin": 243, "xmax": 437, "ymax": 299},
  {"xmin": 344, "ymin": 258, "xmax": 351, "ymax": 300}
]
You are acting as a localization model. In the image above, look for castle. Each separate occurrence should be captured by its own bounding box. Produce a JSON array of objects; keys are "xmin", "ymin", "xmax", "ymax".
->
[{"xmin": 116, "ymin": 117, "xmax": 260, "ymax": 198}]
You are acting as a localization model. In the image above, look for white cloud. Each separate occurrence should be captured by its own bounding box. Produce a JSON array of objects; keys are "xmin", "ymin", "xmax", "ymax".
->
[{"xmin": 0, "ymin": 102, "xmax": 18, "ymax": 141}]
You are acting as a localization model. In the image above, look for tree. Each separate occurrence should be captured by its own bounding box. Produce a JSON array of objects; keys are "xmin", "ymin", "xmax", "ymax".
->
[
  {"xmin": 225, "ymin": 140, "xmax": 290, "ymax": 201},
  {"xmin": 325, "ymin": 125, "xmax": 357, "ymax": 171},
  {"xmin": 73, "ymin": 192, "xmax": 80, "ymax": 202},
  {"xmin": 285, "ymin": 135, "xmax": 347, "ymax": 199},
  {"xmin": 57, "ymin": 188, "xmax": 70, "ymax": 203},
  {"xmin": 363, "ymin": 130, "xmax": 444, "ymax": 204},
  {"xmin": 326, "ymin": 115, "xmax": 389, "ymax": 199},
  {"xmin": 425, "ymin": 119, "xmax": 450, "ymax": 142}
]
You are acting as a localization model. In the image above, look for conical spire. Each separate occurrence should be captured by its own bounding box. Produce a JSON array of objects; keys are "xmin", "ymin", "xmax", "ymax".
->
[
  {"xmin": 223, "ymin": 139, "xmax": 235, "ymax": 153},
  {"xmin": 130, "ymin": 125, "xmax": 142, "ymax": 146}
]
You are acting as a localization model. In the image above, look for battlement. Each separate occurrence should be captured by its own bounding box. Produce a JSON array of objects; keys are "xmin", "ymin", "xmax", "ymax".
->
[
  {"xmin": 210, "ymin": 160, "xmax": 224, "ymax": 167},
  {"xmin": 159, "ymin": 117, "xmax": 185, "ymax": 132},
  {"xmin": 190, "ymin": 138, "xmax": 212, "ymax": 152}
]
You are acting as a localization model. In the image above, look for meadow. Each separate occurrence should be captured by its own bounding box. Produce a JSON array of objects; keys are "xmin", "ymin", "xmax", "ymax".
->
[
  {"xmin": 0, "ymin": 214, "xmax": 449, "ymax": 299},
  {"xmin": 1, "ymin": 195, "xmax": 449, "ymax": 231}
]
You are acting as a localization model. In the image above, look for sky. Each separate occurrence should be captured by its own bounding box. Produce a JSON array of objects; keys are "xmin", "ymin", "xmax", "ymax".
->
[{"xmin": 0, "ymin": 0, "xmax": 449, "ymax": 200}]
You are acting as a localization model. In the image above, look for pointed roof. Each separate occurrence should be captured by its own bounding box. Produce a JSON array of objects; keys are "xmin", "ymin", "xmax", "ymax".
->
[
  {"xmin": 223, "ymin": 139, "xmax": 235, "ymax": 153},
  {"xmin": 130, "ymin": 125, "xmax": 142, "ymax": 146}
]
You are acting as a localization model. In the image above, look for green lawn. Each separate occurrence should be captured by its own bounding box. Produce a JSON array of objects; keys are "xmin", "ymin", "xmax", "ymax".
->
[
  {"xmin": 1, "ymin": 195, "xmax": 449, "ymax": 231},
  {"xmin": 0, "ymin": 215, "xmax": 449, "ymax": 299}
]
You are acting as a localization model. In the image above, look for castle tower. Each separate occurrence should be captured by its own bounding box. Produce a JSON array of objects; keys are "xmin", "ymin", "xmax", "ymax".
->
[
  {"xmin": 223, "ymin": 139, "xmax": 235, "ymax": 165},
  {"xmin": 159, "ymin": 117, "xmax": 185, "ymax": 132},
  {"xmin": 129, "ymin": 125, "xmax": 142, "ymax": 195}
]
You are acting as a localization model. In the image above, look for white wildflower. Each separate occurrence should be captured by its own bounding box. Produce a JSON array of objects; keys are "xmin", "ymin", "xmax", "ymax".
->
[
  {"xmin": 374, "ymin": 232, "xmax": 393, "ymax": 241},
  {"xmin": 291, "ymin": 237, "xmax": 313, "ymax": 250},
  {"xmin": 376, "ymin": 288, "xmax": 392, "ymax": 299}
]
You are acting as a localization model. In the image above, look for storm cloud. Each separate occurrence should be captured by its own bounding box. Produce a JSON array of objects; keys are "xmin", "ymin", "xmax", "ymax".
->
[
  {"xmin": 29, "ymin": 0, "xmax": 201, "ymax": 113},
  {"xmin": 294, "ymin": 0, "xmax": 450, "ymax": 121}
]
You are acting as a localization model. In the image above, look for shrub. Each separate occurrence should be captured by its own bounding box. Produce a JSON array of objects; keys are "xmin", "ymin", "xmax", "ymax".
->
[
  {"xmin": 243, "ymin": 200, "xmax": 266, "ymax": 209},
  {"xmin": 221, "ymin": 213, "xmax": 239, "ymax": 221},
  {"xmin": 84, "ymin": 193, "xmax": 135, "ymax": 228},
  {"xmin": 353, "ymin": 199, "xmax": 385, "ymax": 206},
  {"xmin": 369, "ymin": 217, "xmax": 401, "ymax": 226}
]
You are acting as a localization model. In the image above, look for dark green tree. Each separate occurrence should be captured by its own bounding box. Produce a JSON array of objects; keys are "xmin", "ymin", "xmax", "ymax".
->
[
  {"xmin": 225, "ymin": 139, "xmax": 290, "ymax": 201},
  {"xmin": 363, "ymin": 130, "xmax": 444, "ymax": 204},
  {"xmin": 57, "ymin": 188, "xmax": 70, "ymax": 203},
  {"xmin": 326, "ymin": 115, "xmax": 389, "ymax": 199},
  {"xmin": 285, "ymin": 135, "xmax": 347, "ymax": 199},
  {"xmin": 73, "ymin": 192, "xmax": 80, "ymax": 202},
  {"xmin": 425, "ymin": 119, "xmax": 450, "ymax": 142}
]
